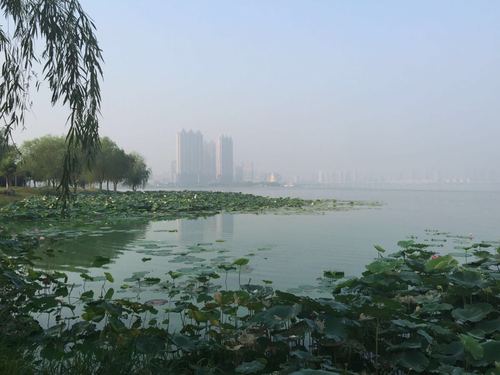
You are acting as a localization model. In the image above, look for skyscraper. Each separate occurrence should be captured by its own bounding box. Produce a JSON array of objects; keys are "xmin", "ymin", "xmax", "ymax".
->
[
  {"xmin": 216, "ymin": 135, "xmax": 233, "ymax": 184},
  {"xmin": 203, "ymin": 141, "xmax": 216, "ymax": 184},
  {"xmin": 242, "ymin": 161, "xmax": 254, "ymax": 182},
  {"xmin": 170, "ymin": 160, "xmax": 177, "ymax": 183},
  {"xmin": 176, "ymin": 130, "xmax": 203, "ymax": 185}
]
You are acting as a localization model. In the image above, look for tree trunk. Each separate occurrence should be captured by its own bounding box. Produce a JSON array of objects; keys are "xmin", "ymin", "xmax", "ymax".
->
[
  {"xmin": 5, "ymin": 176, "xmax": 9, "ymax": 189},
  {"xmin": 113, "ymin": 182, "xmax": 118, "ymax": 192},
  {"xmin": 106, "ymin": 180, "xmax": 109, "ymax": 191},
  {"xmin": 33, "ymin": 180, "xmax": 37, "ymax": 188},
  {"xmin": 99, "ymin": 181, "xmax": 103, "ymax": 191}
]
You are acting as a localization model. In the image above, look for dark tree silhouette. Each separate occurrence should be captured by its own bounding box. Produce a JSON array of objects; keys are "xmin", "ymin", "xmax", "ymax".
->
[{"xmin": 0, "ymin": 0, "xmax": 103, "ymax": 204}]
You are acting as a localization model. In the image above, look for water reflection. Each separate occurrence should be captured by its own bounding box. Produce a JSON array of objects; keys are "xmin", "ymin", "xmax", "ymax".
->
[
  {"xmin": 15, "ymin": 187, "xmax": 500, "ymax": 294},
  {"xmin": 217, "ymin": 213, "xmax": 234, "ymax": 238},
  {"xmin": 32, "ymin": 221, "xmax": 149, "ymax": 273},
  {"xmin": 30, "ymin": 214, "xmax": 235, "ymax": 274},
  {"xmin": 177, "ymin": 213, "xmax": 234, "ymax": 243}
]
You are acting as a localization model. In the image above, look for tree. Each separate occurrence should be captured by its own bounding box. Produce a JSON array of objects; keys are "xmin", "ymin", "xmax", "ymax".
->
[
  {"xmin": 20, "ymin": 135, "xmax": 66, "ymax": 187},
  {"xmin": 0, "ymin": 147, "xmax": 18, "ymax": 189},
  {"xmin": 108, "ymin": 147, "xmax": 130, "ymax": 191},
  {"xmin": 124, "ymin": 153, "xmax": 151, "ymax": 191},
  {"xmin": 0, "ymin": 0, "xmax": 103, "ymax": 201},
  {"xmin": 88, "ymin": 137, "xmax": 121, "ymax": 190},
  {"xmin": 19, "ymin": 135, "xmax": 152, "ymax": 192},
  {"xmin": 0, "ymin": 136, "xmax": 16, "ymax": 188},
  {"xmin": 86, "ymin": 137, "xmax": 134, "ymax": 191}
]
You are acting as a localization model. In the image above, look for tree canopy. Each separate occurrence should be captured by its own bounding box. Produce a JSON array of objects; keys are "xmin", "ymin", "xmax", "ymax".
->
[
  {"xmin": 124, "ymin": 153, "xmax": 151, "ymax": 191},
  {"xmin": 0, "ymin": 144, "xmax": 18, "ymax": 188},
  {"xmin": 20, "ymin": 135, "xmax": 66, "ymax": 187},
  {"xmin": 88, "ymin": 137, "xmax": 137, "ymax": 191},
  {"xmin": 15, "ymin": 135, "xmax": 150, "ymax": 191},
  {"xmin": 0, "ymin": 0, "xmax": 103, "ymax": 201}
]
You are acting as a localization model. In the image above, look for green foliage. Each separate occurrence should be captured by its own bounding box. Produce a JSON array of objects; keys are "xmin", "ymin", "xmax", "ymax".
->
[
  {"xmin": 0, "ymin": 190, "xmax": 346, "ymax": 220},
  {"xmin": 452, "ymin": 303, "xmax": 494, "ymax": 323},
  {"xmin": 0, "ymin": 146, "xmax": 18, "ymax": 187},
  {"xmin": 323, "ymin": 270, "xmax": 344, "ymax": 279},
  {"xmin": 123, "ymin": 152, "xmax": 151, "ymax": 191},
  {"xmin": 0, "ymin": 0, "xmax": 103, "ymax": 201},
  {"xmin": 20, "ymin": 135, "xmax": 67, "ymax": 186},
  {"xmin": 459, "ymin": 334, "xmax": 484, "ymax": 360},
  {"xmin": 233, "ymin": 257, "xmax": 250, "ymax": 266},
  {"xmin": 18, "ymin": 135, "xmax": 149, "ymax": 192},
  {"xmin": 1, "ymin": 229, "xmax": 499, "ymax": 374},
  {"xmin": 235, "ymin": 359, "xmax": 267, "ymax": 374},
  {"xmin": 425, "ymin": 254, "xmax": 459, "ymax": 272},
  {"xmin": 0, "ymin": 195, "xmax": 497, "ymax": 374},
  {"xmin": 88, "ymin": 137, "xmax": 132, "ymax": 190}
]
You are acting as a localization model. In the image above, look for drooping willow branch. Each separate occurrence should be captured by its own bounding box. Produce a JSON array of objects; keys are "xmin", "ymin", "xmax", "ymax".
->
[{"xmin": 0, "ymin": 0, "xmax": 103, "ymax": 208}]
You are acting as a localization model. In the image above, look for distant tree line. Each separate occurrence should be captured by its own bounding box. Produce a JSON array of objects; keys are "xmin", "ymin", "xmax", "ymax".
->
[{"xmin": 0, "ymin": 136, "xmax": 151, "ymax": 191}]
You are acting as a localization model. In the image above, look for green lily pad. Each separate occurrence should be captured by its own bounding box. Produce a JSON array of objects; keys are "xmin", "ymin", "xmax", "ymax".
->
[
  {"xmin": 481, "ymin": 340, "xmax": 500, "ymax": 363},
  {"xmin": 424, "ymin": 255, "xmax": 458, "ymax": 272},
  {"xmin": 459, "ymin": 334, "xmax": 483, "ymax": 360},
  {"xmin": 135, "ymin": 335, "xmax": 165, "ymax": 354},
  {"xmin": 397, "ymin": 350, "xmax": 429, "ymax": 372},
  {"xmin": 452, "ymin": 303, "xmax": 494, "ymax": 323},
  {"xmin": 290, "ymin": 371, "xmax": 340, "ymax": 375},
  {"xmin": 233, "ymin": 258, "xmax": 250, "ymax": 266},
  {"xmin": 235, "ymin": 359, "xmax": 266, "ymax": 374},
  {"xmin": 449, "ymin": 269, "xmax": 485, "ymax": 288}
]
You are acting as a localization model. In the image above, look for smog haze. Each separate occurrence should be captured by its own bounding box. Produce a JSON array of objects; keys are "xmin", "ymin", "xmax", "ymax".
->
[{"xmin": 13, "ymin": 0, "xmax": 500, "ymax": 183}]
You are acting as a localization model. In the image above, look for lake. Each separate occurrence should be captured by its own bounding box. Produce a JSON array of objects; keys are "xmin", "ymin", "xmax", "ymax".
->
[{"xmin": 30, "ymin": 184, "xmax": 500, "ymax": 295}]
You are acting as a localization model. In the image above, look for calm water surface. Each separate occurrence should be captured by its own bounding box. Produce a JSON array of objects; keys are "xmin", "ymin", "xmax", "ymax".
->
[{"xmin": 31, "ymin": 185, "xmax": 500, "ymax": 294}]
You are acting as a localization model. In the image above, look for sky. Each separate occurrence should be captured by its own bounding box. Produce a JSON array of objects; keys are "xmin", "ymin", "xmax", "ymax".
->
[{"xmin": 12, "ymin": 0, "xmax": 500, "ymax": 181}]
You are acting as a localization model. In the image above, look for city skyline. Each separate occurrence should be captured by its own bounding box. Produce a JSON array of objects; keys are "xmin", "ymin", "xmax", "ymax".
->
[
  {"xmin": 216, "ymin": 135, "xmax": 233, "ymax": 184},
  {"xmin": 175, "ymin": 130, "xmax": 235, "ymax": 186},
  {"xmin": 176, "ymin": 129, "xmax": 203, "ymax": 185},
  {"xmin": 11, "ymin": 1, "xmax": 500, "ymax": 184}
]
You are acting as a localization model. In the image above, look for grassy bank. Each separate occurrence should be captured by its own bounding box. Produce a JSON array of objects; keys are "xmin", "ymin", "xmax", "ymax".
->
[{"xmin": 0, "ymin": 187, "xmax": 48, "ymax": 206}]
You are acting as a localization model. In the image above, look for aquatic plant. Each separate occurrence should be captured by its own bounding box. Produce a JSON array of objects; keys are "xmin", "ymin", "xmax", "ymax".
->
[
  {"xmin": 1, "ymin": 230, "xmax": 499, "ymax": 374},
  {"xmin": 0, "ymin": 191, "xmax": 369, "ymax": 221}
]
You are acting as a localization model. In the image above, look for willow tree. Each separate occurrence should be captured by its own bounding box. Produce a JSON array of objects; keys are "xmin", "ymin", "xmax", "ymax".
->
[
  {"xmin": 124, "ymin": 153, "xmax": 150, "ymax": 191},
  {"xmin": 0, "ymin": 143, "xmax": 18, "ymax": 188},
  {"xmin": 0, "ymin": 0, "xmax": 103, "ymax": 203},
  {"xmin": 20, "ymin": 135, "xmax": 66, "ymax": 187}
]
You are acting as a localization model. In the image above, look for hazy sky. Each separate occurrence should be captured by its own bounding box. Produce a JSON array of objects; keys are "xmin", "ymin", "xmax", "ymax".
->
[{"xmin": 13, "ymin": 0, "xmax": 500, "ymax": 180}]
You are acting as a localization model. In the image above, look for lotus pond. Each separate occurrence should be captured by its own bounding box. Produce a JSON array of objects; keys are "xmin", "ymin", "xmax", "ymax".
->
[{"xmin": 1, "ymin": 188, "xmax": 500, "ymax": 374}]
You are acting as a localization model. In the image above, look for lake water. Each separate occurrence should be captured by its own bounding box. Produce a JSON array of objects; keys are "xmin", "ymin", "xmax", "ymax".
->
[{"xmin": 31, "ymin": 184, "xmax": 500, "ymax": 295}]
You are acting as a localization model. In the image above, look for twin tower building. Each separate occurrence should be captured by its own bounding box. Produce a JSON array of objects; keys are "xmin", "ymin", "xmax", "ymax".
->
[{"xmin": 176, "ymin": 130, "xmax": 234, "ymax": 186}]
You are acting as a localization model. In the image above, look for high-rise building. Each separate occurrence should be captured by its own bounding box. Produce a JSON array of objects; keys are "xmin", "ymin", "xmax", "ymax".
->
[
  {"xmin": 234, "ymin": 164, "xmax": 244, "ymax": 183},
  {"xmin": 242, "ymin": 161, "xmax": 254, "ymax": 182},
  {"xmin": 234, "ymin": 161, "xmax": 254, "ymax": 183},
  {"xmin": 203, "ymin": 141, "xmax": 216, "ymax": 183},
  {"xmin": 176, "ymin": 130, "xmax": 203, "ymax": 185},
  {"xmin": 170, "ymin": 160, "xmax": 177, "ymax": 183},
  {"xmin": 216, "ymin": 135, "xmax": 233, "ymax": 184}
]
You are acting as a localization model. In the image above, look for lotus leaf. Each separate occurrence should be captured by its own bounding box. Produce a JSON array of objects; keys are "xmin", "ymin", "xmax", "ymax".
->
[
  {"xmin": 235, "ymin": 359, "xmax": 267, "ymax": 374},
  {"xmin": 452, "ymin": 303, "xmax": 494, "ymax": 323}
]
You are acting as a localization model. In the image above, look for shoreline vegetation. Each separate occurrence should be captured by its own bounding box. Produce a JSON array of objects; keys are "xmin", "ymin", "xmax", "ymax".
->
[
  {"xmin": 0, "ymin": 191, "xmax": 499, "ymax": 374},
  {"xmin": 0, "ymin": 187, "xmax": 50, "ymax": 206},
  {"xmin": 0, "ymin": 190, "xmax": 377, "ymax": 221}
]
